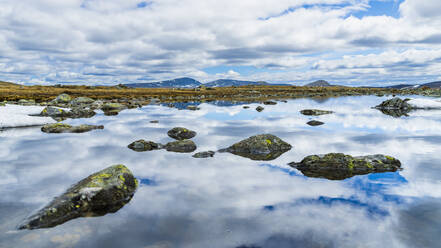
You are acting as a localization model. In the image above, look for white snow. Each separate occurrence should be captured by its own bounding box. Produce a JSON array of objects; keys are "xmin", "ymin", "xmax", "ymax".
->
[
  {"xmin": 0, "ymin": 104, "xmax": 56, "ymax": 128},
  {"xmin": 408, "ymin": 98, "xmax": 441, "ymax": 109}
]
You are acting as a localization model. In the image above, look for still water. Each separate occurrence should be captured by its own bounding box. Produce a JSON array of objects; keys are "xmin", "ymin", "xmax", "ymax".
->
[{"xmin": 0, "ymin": 96, "xmax": 440, "ymax": 248}]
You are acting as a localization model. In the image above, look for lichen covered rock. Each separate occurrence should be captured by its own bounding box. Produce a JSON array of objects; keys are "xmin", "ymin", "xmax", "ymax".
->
[
  {"xmin": 19, "ymin": 164, "xmax": 138, "ymax": 229},
  {"xmin": 289, "ymin": 153, "xmax": 401, "ymax": 180},
  {"xmin": 55, "ymin": 93, "xmax": 72, "ymax": 103},
  {"xmin": 167, "ymin": 127, "xmax": 196, "ymax": 140},
  {"xmin": 221, "ymin": 134, "xmax": 292, "ymax": 161},
  {"xmin": 128, "ymin": 140, "xmax": 162, "ymax": 152},
  {"xmin": 70, "ymin": 97, "xmax": 95, "ymax": 106},
  {"xmin": 41, "ymin": 123, "xmax": 104, "ymax": 133},
  {"xmin": 165, "ymin": 140, "xmax": 197, "ymax": 153},
  {"xmin": 300, "ymin": 109, "xmax": 334, "ymax": 116}
]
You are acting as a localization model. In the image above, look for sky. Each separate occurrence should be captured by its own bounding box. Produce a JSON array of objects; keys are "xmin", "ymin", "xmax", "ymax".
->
[{"xmin": 0, "ymin": 0, "xmax": 441, "ymax": 86}]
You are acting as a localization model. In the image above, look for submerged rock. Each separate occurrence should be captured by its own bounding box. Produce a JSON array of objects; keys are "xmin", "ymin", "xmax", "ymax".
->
[
  {"xmin": 41, "ymin": 123, "xmax": 104, "ymax": 133},
  {"xmin": 300, "ymin": 109, "xmax": 334, "ymax": 116},
  {"xmin": 192, "ymin": 151, "xmax": 215, "ymax": 158},
  {"xmin": 307, "ymin": 120, "xmax": 324, "ymax": 126},
  {"xmin": 256, "ymin": 106, "xmax": 264, "ymax": 112},
  {"xmin": 128, "ymin": 140, "xmax": 162, "ymax": 152},
  {"xmin": 167, "ymin": 127, "xmax": 196, "ymax": 140},
  {"xmin": 19, "ymin": 164, "xmax": 138, "ymax": 230},
  {"xmin": 220, "ymin": 134, "xmax": 292, "ymax": 161},
  {"xmin": 289, "ymin": 153, "xmax": 401, "ymax": 180},
  {"xmin": 165, "ymin": 140, "xmax": 197, "ymax": 153}
]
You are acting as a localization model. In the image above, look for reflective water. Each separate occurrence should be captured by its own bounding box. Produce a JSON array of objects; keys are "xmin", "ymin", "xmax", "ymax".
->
[{"xmin": 1, "ymin": 96, "xmax": 440, "ymax": 248}]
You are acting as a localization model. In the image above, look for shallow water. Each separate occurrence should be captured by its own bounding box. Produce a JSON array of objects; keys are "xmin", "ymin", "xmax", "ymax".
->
[{"xmin": 1, "ymin": 96, "xmax": 440, "ymax": 248}]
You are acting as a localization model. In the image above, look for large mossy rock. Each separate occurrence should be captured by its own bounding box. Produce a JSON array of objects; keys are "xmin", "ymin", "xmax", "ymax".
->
[
  {"xmin": 300, "ymin": 109, "xmax": 334, "ymax": 116},
  {"xmin": 40, "ymin": 106, "xmax": 70, "ymax": 117},
  {"xmin": 374, "ymin": 97, "xmax": 413, "ymax": 117},
  {"xmin": 19, "ymin": 165, "xmax": 138, "ymax": 229},
  {"xmin": 221, "ymin": 134, "xmax": 292, "ymax": 161},
  {"xmin": 55, "ymin": 93, "xmax": 72, "ymax": 104},
  {"xmin": 39, "ymin": 106, "xmax": 95, "ymax": 119},
  {"xmin": 289, "ymin": 153, "xmax": 401, "ymax": 180},
  {"xmin": 41, "ymin": 123, "xmax": 104, "ymax": 133},
  {"xmin": 128, "ymin": 139, "xmax": 162, "ymax": 152},
  {"xmin": 164, "ymin": 140, "xmax": 197, "ymax": 153},
  {"xmin": 167, "ymin": 127, "xmax": 196, "ymax": 140}
]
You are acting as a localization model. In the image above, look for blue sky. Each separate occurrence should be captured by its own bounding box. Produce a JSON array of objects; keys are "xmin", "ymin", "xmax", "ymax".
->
[{"xmin": 0, "ymin": 0, "xmax": 440, "ymax": 86}]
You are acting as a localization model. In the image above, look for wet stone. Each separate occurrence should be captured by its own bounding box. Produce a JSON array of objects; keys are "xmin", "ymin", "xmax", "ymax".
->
[{"xmin": 167, "ymin": 127, "xmax": 197, "ymax": 140}]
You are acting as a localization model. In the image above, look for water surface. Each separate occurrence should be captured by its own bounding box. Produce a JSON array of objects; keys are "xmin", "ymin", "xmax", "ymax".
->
[{"xmin": 1, "ymin": 96, "xmax": 440, "ymax": 248}]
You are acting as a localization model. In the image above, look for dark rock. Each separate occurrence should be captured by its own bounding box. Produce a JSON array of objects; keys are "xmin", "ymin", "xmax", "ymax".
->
[
  {"xmin": 165, "ymin": 140, "xmax": 197, "ymax": 153},
  {"xmin": 374, "ymin": 97, "xmax": 413, "ymax": 117},
  {"xmin": 18, "ymin": 164, "xmax": 138, "ymax": 229},
  {"xmin": 256, "ymin": 106, "xmax": 264, "ymax": 112},
  {"xmin": 192, "ymin": 151, "xmax": 215, "ymax": 158},
  {"xmin": 40, "ymin": 106, "xmax": 70, "ymax": 117},
  {"xmin": 289, "ymin": 153, "xmax": 401, "ymax": 180},
  {"xmin": 220, "ymin": 134, "xmax": 292, "ymax": 161},
  {"xmin": 243, "ymin": 106, "xmax": 250, "ymax": 109},
  {"xmin": 167, "ymin": 127, "xmax": 196, "ymax": 140},
  {"xmin": 150, "ymin": 120, "xmax": 159, "ymax": 123},
  {"xmin": 263, "ymin": 101, "xmax": 277, "ymax": 105},
  {"xmin": 41, "ymin": 123, "xmax": 104, "ymax": 133},
  {"xmin": 307, "ymin": 120, "xmax": 324, "ymax": 126},
  {"xmin": 300, "ymin": 109, "xmax": 334, "ymax": 116},
  {"xmin": 128, "ymin": 140, "xmax": 162, "ymax": 152}
]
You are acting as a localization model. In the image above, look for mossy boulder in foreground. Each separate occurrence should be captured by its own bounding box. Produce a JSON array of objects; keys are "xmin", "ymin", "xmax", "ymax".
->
[
  {"xmin": 19, "ymin": 165, "xmax": 138, "ymax": 230},
  {"xmin": 41, "ymin": 123, "xmax": 104, "ymax": 133},
  {"xmin": 220, "ymin": 134, "xmax": 292, "ymax": 161},
  {"xmin": 289, "ymin": 153, "xmax": 401, "ymax": 180},
  {"xmin": 167, "ymin": 127, "xmax": 197, "ymax": 140}
]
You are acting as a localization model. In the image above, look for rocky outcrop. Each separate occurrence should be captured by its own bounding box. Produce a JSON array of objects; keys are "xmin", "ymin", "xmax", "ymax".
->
[
  {"xmin": 128, "ymin": 140, "xmax": 162, "ymax": 152},
  {"xmin": 220, "ymin": 134, "xmax": 292, "ymax": 161},
  {"xmin": 167, "ymin": 127, "xmax": 196, "ymax": 140},
  {"xmin": 192, "ymin": 151, "xmax": 215, "ymax": 158},
  {"xmin": 19, "ymin": 165, "xmax": 138, "ymax": 229},
  {"xmin": 300, "ymin": 109, "xmax": 334, "ymax": 116},
  {"xmin": 164, "ymin": 140, "xmax": 197, "ymax": 153},
  {"xmin": 41, "ymin": 123, "xmax": 104, "ymax": 133},
  {"xmin": 306, "ymin": 120, "xmax": 324, "ymax": 126},
  {"xmin": 289, "ymin": 153, "xmax": 401, "ymax": 180}
]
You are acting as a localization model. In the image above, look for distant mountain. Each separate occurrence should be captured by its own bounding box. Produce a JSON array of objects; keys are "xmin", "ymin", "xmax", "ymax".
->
[
  {"xmin": 125, "ymin": 77, "xmax": 202, "ymax": 88},
  {"xmin": 385, "ymin": 81, "xmax": 441, "ymax": 89},
  {"xmin": 385, "ymin": 84, "xmax": 417, "ymax": 89},
  {"xmin": 204, "ymin": 79, "xmax": 291, "ymax": 87},
  {"xmin": 304, "ymin": 80, "xmax": 331, "ymax": 87},
  {"xmin": 421, "ymin": 81, "xmax": 441, "ymax": 88}
]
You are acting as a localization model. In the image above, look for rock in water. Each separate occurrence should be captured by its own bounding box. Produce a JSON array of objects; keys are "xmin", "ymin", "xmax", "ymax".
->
[
  {"xmin": 165, "ymin": 140, "xmax": 197, "ymax": 153},
  {"xmin": 307, "ymin": 120, "xmax": 324, "ymax": 126},
  {"xmin": 40, "ymin": 106, "xmax": 96, "ymax": 119},
  {"xmin": 289, "ymin": 153, "xmax": 401, "ymax": 180},
  {"xmin": 192, "ymin": 151, "xmax": 215, "ymax": 158},
  {"xmin": 70, "ymin": 97, "xmax": 95, "ymax": 106},
  {"xmin": 220, "ymin": 134, "xmax": 292, "ymax": 161},
  {"xmin": 300, "ymin": 109, "xmax": 334, "ymax": 116},
  {"xmin": 41, "ymin": 123, "xmax": 104, "ymax": 133},
  {"xmin": 40, "ymin": 106, "xmax": 70, "ymax": 117},
  {"xmin": 374, "ymin": 97, "xmax": 413, "ymax": 117},
  {"xmin": 167, "ymin": 127, "xmax": 196, "ymax": 140},
  {"xmin": 55, "ymin": 93, "xmax": 71, "ymax": 104},
  {"xmin": 19, "ymin": 165, "xmax": 138, "ymax": 229},
  {"xmin": 256, "ymin": 106, "xmax": 264, "ymax": 112},
  {"xmin": 101, "ymin": 103, "xmax": 125, "ymax": 115},
  {"xmin": 128, "ymin": 140, "xmax": 162, "ymax": 152},
  {"xmin": 263, "ymin": 101, "xmax": 277, "ymax": 105}
]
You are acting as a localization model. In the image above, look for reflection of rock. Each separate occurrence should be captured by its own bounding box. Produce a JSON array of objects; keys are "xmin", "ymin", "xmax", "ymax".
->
[
  {"xmin": 300, "ymin": 109, "xmax": 333, "ymax": 116},
  {"xmin": 41, "ymin": 123, "xmax": 104, "ymax": 133},
  {"xmin": 289, "ymin": 153, "xmax": 401, "ymax": 180},
  {"xmin": 306, "ymin": 120, "xmax": 324, "ymax": 126},
  {"xmin": 128, "ymin": 140, "xmax": 162, "ymax": 152},
  {"xmin": 19, "ymin": 164, "xmax": 138, "ymax": 229},
  {"xmin": 167, "ymin": 127, "xmax": 196, "ymax": 140},
  {"xmin": 377, "ymin": 108, "xmax": 410, "ymax": 118},
  {"xmin": 165, "ymin": 140, "xmax": 197, "ymax": 153},
  {"xmin": 220, "ymin": 134, "xmax": 292, "ymax": 161},
  {"xmin": 256, "ymin": 106, "xmax": 264, "ymax": 112},
  {"xmin": 192, "ymin": 151, "xmax": 215, "ymax": 158}
]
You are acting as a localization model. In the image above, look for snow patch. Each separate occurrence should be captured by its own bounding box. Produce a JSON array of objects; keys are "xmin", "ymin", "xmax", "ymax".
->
[
  {"xmin": 408, "ymin": 98, "xmax": 441, "ymax": 109},
  {"xmin": 0, "ymin": 104, "xmax": 56, "ymax": 128}
]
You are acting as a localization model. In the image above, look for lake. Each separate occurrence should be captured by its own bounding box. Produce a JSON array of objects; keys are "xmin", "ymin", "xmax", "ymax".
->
[{"xmin": 1, "ymin": 96, "xmax": 440, "ymax": 248}]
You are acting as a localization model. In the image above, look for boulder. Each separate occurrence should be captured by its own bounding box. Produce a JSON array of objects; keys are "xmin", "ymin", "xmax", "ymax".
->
[
  {"xmin": 192, "ymin": 151, "xmax": 215, "ymax": 158},
  {"xmin": 256, "ymin": 106, "xmax": 264, "ymax": 112},
  {"xmin": 41, "ymin": 123, "xmax": 104, "ymax": 133},
  {"xmin": 307, "ymin": 120, "xmax": 324, "ymax": 126},
  {"xmin": 165, "ymin": 140, "xmax": 197, "ymax": 153},
  {"xmin": 18, "ymin": 164, "xmax": 138, "ymax": 229},
  {"xmin": 263, "ymin": 100, "xmax": 277, "ymax": 105},
  {"xmin": 186, "ymin": 105, "xmax": 200, "ymax": 111},
  {"xmin": 374, "ymin": 97, "xmax": 413, "ymax": 110},
  {"xmin": 68, "ymin": 107, "xmax": 96, "ymax": 118},
  {"xmin": 243, "ymin": 106, "xmax": 250, "ymax": 109},
  {"xmin": 300, "ymin": 109, "xmax": 334, "ymax": 116},
  {"xmin": 128, "ymin": 140, "xmax": 162, "ymax": 152},
  {"xmin": 289, "ymin": 153, "xmax": 401, "ymax": 180},
  {"xmin": 101, "ymin": 103, "xmax": 125, "ymax": 115},
  {"xmin": 167, "ymin": 127, "xmax": 196, "ymax": 140},
  {"xmin": 55, "ymin": 93, "xmax": 72, "ymax": 103},
  {"xmin": 220, "ymin": 134, "xmax": 292, "ymax": 161},
  {"xmin": 40, "ymin": 106, "xmax": 70, "ymax": 117}
]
